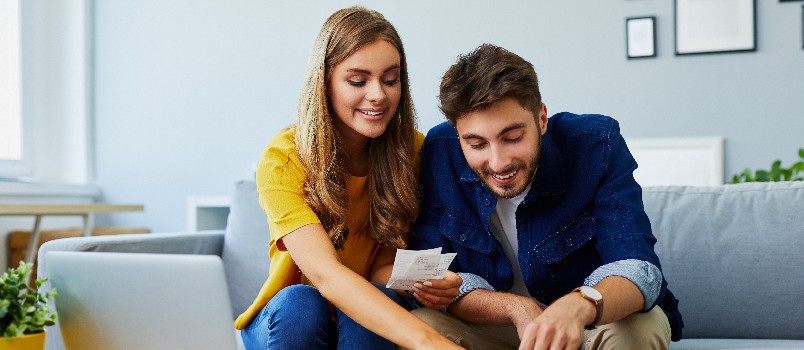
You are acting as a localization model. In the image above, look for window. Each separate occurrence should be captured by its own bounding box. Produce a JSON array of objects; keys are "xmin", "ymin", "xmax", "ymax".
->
[
  {"xmin": 0, "ymin": 0, "xmax": 26, "ymax": 176},
  {"xmin": 0, "ymin": 0, "xmax": 93, "ymax": 188}
]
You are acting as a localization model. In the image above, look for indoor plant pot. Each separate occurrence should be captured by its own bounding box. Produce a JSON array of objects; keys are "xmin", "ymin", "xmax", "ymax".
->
[
  {"xmin": 0, "ymin": 330, "xmax": 46, "ymax": 350},
  {"xmin": 0, "ymin": 262, "xmax": 58, "ymax": 350}
]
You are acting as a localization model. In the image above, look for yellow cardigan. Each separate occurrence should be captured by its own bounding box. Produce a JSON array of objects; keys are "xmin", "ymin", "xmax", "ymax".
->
[{"xmin": 234, "ymin": 128, "xmax": 424, "ymax": 329}]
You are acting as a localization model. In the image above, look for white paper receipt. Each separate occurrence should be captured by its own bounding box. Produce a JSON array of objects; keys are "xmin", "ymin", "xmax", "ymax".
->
[{"xmin": 385, "ymin": 247, "xmax": 457, "ymax": 290}]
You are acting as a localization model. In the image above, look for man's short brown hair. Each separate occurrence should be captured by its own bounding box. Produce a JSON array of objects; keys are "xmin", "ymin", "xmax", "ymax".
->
[{"xmin": 439, "ymin": 44, "xmax": 542, "ymax": 125}]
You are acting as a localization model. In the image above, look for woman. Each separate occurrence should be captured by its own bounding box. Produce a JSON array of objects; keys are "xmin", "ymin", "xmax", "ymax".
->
[{"xmin": 234, "ymin": 7, "xmax": 463, "ymax": 350}]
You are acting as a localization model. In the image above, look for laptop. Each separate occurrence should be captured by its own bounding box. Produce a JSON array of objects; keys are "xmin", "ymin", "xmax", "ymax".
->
[{"xmin": 46, "ymin": 251, "xmax": 240, "ymax": 350}]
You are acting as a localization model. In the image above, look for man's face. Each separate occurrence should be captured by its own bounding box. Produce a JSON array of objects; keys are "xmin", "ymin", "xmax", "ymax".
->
[{"xmin": 454, "ymin": 97, "xmax": 548, "ymax": 198}]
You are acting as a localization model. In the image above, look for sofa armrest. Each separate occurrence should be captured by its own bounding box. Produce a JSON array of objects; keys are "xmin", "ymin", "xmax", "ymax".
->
[{"xmin": 37, "ymin": 230, "xmax": 225, "ymax": 281}]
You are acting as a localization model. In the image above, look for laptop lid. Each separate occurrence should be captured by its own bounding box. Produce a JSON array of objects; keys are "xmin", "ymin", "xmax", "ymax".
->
[{"xmin": 46, "ymin": 252, "xmax": 239, "ymax": 350}]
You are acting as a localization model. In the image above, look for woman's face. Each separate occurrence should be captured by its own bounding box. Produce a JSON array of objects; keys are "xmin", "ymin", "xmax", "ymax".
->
[{"xmin": 327, "ymin": 39, "xmax": 402, "ymax": 147}]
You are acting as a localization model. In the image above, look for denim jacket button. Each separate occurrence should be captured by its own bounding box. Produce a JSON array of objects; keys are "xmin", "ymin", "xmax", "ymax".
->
[
  {"xmin": 484, "ymin": 198, "xmax": 491, "ymax": 206},
  {"xmin": 565, "ymin": 238, "xmax": 573, "ymax": 246},
  {"xmin": 460, "ymin": 234, "xmax": 467, "ymax": 241}
]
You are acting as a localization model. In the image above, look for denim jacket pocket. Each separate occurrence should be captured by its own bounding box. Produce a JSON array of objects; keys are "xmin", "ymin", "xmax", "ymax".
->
[
  {"xmin": 438, "ymin": 214, "xmax": 494, "ymax": 254},
  {"xmin": 439, "ymin": 214, "xmax": 495, "ymax": 281},
  {"xmin": 533, "ymin": 214, "xmax": 597, "ymax": 264}
]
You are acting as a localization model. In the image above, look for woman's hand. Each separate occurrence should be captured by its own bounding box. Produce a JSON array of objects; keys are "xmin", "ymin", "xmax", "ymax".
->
[
  {"xmin": 281, "ymin": 225, "xmax": 459, "ymax": 348},
  {"xmin": 411, "ymin": 270, "xmax": 462, "ymax": 309}
]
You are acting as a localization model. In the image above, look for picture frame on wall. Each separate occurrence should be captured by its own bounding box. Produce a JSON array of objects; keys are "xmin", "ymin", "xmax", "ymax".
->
[
  {"xmin": 626, "ymin": 16, "xmax": 657, "ymax": 59},
  {"xmin": 675, "ymin": 0, "xmax": 756, "ymax": 55}
]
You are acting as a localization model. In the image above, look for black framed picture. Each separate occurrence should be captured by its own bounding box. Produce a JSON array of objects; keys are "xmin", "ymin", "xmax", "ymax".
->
[
  {"xmin": 627, "ymin": 16, "xmax": 657, "ymax": 58},
  {"xmin": 675, "ymin": 0, "xmax": 756, "ymax": 55}
]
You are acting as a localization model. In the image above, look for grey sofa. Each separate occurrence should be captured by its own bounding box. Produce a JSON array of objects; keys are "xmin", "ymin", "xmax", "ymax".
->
[{"xmin": 37, "ymin": 180, "xmax": 804, "ymax": 349}]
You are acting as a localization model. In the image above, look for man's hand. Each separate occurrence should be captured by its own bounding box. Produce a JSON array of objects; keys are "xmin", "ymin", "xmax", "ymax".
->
[
  {"xmin": 517, "ymin": 293, "xmax": 594, "ymax": 350},
  {"xmin": 411, "ymin": 270, "xmax": 462, "ymax": 309}
]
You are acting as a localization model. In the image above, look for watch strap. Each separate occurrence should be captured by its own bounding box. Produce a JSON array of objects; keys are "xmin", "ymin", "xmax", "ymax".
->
[{"xmin": 573, "ymin": 287, "xmax": 603, "ymax": 330}]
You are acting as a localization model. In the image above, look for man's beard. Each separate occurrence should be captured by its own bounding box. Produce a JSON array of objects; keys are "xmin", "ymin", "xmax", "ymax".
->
[{"xmin": 474, "ymin": 139, "xmax": 541, "ymax": 199}]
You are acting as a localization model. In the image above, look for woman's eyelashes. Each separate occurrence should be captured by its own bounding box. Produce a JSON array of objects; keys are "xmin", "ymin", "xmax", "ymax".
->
[{"xmin": 346, "ymin": 76, "xmax": 399, "ymax": 87}]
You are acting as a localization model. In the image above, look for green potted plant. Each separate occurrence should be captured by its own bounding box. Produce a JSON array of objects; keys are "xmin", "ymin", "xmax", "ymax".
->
[
  {"xmin": 731, "ymin": 148, "xmax": 804, "ymax": 183},
  {"xmin": 0, "ymin": 262, "xmax": 58, "ymax": 350}
]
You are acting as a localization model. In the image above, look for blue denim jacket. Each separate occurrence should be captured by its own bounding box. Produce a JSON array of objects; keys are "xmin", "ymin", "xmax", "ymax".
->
[{"xmin": 410, "ymin": 112, "xmax": 682, "ymax": 341}]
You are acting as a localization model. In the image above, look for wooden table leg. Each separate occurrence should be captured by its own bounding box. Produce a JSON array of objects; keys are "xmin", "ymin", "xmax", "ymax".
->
[
  {"xmin": 25, "ymin": 215, "xmax": 42, "ymax": 265},
  {"xmin": 82, "ymin": 213, "xmax": 93, "ymax": 237}
]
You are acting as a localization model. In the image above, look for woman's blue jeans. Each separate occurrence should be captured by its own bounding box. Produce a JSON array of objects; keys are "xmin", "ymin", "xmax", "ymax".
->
[{"xmin": 241, "ymin": 282, "xmax": 415, "ymax": 350}]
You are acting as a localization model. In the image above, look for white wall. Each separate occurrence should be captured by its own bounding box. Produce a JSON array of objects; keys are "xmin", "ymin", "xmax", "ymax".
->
[{"xmin": 91, "ymin": 0, "xmax": 804, "ymax": 232}]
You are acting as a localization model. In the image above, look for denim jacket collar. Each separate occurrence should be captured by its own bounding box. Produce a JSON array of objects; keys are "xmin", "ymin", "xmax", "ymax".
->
[{"xmin": 526, "ymin": 134, "xmax": 566, "ymax": 202}]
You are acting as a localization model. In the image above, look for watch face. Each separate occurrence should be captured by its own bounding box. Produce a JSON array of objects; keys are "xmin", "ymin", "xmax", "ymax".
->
[{"xmin": 579, "ymin": 286, "xmax": 602, "ymax": 300}]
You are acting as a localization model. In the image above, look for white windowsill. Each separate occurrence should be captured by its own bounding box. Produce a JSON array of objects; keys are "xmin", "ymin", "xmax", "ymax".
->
[{"xmin": 0, "ymin": 181, "xmax": 100, "ymax": 198}]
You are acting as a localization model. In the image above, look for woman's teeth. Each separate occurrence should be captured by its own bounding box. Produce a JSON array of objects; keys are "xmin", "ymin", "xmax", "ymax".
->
[{"xmin": 359, "ymin": 109, "xmax": 383, "ymax": 116}]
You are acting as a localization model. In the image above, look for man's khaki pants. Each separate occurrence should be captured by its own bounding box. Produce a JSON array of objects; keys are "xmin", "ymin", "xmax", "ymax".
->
[{"xmin": 407, "ymin": 306, "xmax": 670, "ymax": 350}]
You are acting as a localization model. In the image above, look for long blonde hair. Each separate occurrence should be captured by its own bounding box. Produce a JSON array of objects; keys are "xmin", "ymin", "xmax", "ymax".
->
[{"xmin": 295, "ymin": 6, "xmax": 418, "ymax": 249}]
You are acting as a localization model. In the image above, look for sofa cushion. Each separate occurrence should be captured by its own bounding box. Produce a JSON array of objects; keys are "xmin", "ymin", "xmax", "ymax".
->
[
  {"xmin": 670, "ymin": 338, "xmax": 804, "ymax": 349},
  {"xmin": 644, "ymin": 181, "xmax": 804, "ymax": 340},
  {"xmin": 221, "ymin": 180, "xmax": 271, "ymax": 317}
]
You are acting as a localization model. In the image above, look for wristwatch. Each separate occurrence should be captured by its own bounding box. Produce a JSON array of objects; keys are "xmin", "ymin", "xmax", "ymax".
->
[{"xmin": 573, "ymin": 286, "xmax": 603, "ymax": 330}]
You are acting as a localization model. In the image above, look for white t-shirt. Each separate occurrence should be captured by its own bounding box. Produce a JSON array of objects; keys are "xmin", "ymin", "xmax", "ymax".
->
[{"xmin": 491, "ymin": 183, "xmax": 532, "ymax": 297}]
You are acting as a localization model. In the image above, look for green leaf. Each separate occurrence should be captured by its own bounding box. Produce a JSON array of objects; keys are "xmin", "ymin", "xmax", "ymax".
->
[
  {"xmin": 756, "ymin": 170, "xmax": 770, "ymax": 182},
  {"xmin": 798, "ymin": 148, "xmax": 804, "ymax": 159},
  {"xmin": 781, "ymin": 168, "xmax": 792, "ymax": 181},
  {"xmin": 742, "ymin": 169, "xmax": 754, "ymax": 182},
  {"xmin": 770, "ymin": 160, "xmax": 782, "ymax": 181}
]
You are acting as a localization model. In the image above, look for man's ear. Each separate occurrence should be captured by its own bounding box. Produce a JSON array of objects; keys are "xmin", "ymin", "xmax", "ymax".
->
[{"xmin": 538, "ymin": 104, "xmax": 548, "ymax": 135}]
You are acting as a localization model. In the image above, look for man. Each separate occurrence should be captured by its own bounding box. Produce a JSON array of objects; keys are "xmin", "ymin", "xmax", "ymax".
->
[{"xmin": 408, "ymin": 44, "xmax": 682, "ymax": 349}]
